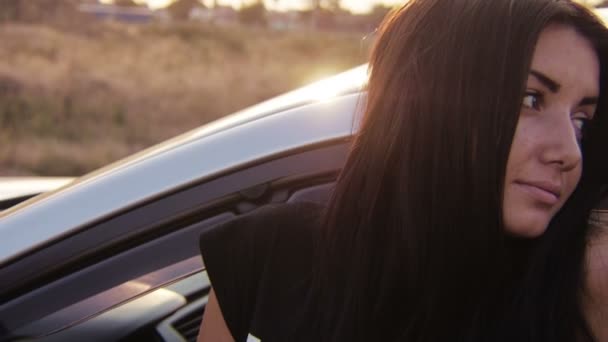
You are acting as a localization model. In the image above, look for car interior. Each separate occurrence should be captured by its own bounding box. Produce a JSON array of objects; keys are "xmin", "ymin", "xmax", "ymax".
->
[{"xmin": 0, "ymin": 195, "xmax": 40, "ymax": 212}]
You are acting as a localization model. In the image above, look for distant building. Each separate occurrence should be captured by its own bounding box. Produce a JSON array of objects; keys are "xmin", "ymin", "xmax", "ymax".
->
[
  {"xmin": 188, "ymin": 5, "xmax": 237, "ymax": 26},
  {"xmin": 1, "ymin": 0, "xmax": 88, "ymax": 24},
  {"xmin": 266, "ymin": 11, "xmax": 306, "ymax": 31},
  {"xmin": 166, "ymin": 0, "xmax": 206, "ymax": 21},
  {"xmin": 189, "ymin": 7, "xmax": 213, "ymax": 21},
  {"xmin": 77, "ymin": 3, "xmax": 157, "ymax": 23}
]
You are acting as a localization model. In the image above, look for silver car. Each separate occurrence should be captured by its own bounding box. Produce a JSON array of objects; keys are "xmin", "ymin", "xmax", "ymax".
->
[{"xmin": 0, "ymin": 65, "xmax": 367, "ymax": 341}]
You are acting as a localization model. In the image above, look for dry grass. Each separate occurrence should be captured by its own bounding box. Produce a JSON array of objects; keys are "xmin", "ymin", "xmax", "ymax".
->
[{"xmin": 0, "ymin": 21, "xmax": 368, "ymax": 176}]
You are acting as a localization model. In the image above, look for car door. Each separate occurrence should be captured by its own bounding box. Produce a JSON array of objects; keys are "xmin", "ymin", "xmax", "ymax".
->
[{"xmin": 0, "ymin": 121, "xmax": 351, "ymax": 342}]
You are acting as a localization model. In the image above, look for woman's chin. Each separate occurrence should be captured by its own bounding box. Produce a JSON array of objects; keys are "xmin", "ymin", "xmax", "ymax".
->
[{"xmin": 503, "ymin": 213, "xmax": 549, "ymax": 238}]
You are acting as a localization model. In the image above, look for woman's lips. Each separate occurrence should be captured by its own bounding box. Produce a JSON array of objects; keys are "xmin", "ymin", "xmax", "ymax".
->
[{"xmin": 514, "ymin": 181, "xmax": 561, "ymax": 205}]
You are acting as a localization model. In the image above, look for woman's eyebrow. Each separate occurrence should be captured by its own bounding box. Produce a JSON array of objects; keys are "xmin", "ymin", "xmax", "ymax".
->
[
  {"xmin": 580, "ymin": 96, "xmax": 599, "ymax": 106},
  {"xmin": 530, "ymin": 69, "xmax": 598, "ymax": 106},
  {"xmin": 530, "ymin": 70, "xmax": 560, "ymax": 93}
]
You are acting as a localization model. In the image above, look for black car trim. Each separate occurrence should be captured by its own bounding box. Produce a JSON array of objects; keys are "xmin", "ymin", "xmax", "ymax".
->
[
  {"xmin": 0, "ymin": 194, "xmax": 39, "ymax": 211},
  {"xmin": 0, "ymin": 141, "xmax": 348, "ymax": 299},
  {"xmin": 23, "ymin": 286, "xmax": 187, "ymax": 342},
  {"xmin": 157, "ymin": 291, "xmax": 210, "ymax": 342},
  {"xmin": 0, "ymin": 137, "xmax": 350, "ymax": 272}
]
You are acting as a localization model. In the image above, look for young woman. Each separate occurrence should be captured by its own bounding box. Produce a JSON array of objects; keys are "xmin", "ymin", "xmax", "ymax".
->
[{"xmin": 198, "ymin": 0, "xmax": 608, "ymax": 341}]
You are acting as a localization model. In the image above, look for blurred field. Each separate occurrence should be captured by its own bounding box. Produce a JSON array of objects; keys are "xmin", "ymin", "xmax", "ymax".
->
[{"xmin": 0, "ymin": 21, "xmax": 368, "ymax": 176}]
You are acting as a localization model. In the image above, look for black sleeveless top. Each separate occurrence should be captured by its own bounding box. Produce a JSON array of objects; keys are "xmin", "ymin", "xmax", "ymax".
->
[{"xmin": 199, "ymin": 202, "xmax": 323, "ymax": 342}]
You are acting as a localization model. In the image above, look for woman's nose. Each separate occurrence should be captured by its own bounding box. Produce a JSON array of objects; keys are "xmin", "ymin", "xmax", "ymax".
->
[{"xmin": 539, "ymin": 110, "xmax": 582, "ymax": 172}]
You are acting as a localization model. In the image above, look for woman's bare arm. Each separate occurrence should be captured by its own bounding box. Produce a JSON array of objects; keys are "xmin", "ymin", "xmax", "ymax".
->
[{"xmin": 197, "ymin": 288, "xmax": 234, "ymax": 342}]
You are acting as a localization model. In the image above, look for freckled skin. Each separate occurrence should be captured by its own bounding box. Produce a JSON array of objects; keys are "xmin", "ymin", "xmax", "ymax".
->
[{"xmin": 502, "ymin": 25, "xmax": 599, "ymax": 237}]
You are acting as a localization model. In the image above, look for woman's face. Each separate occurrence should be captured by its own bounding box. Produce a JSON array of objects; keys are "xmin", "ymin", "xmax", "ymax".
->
[{"xmin": 502, "ymin": 24, "xmax": 599, "ymax": 237}]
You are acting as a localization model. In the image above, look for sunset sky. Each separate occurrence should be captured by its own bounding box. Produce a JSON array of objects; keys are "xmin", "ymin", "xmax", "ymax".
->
[{"xmin": 107, "ymin": 0, "xmax": 405, "ymax": 14}]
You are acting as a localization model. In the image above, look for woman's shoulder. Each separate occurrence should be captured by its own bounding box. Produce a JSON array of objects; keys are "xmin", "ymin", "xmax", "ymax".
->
[
  {"xmin": 199, "ymin": 201, "xmax": 324, "ymax": 261},
  {"xmin": 199, "ymin": 201, "xmax": 323, "ymax": 341}
]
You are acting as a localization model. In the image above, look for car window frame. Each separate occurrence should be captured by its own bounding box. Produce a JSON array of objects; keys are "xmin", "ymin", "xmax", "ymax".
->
[{"xmin": 0, "ymin": 140, "xmax": 349, "ymax": 339}]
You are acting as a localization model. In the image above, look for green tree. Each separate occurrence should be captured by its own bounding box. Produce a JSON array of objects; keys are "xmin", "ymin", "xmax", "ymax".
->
[
  {"xmin": 308, "ymin": 0, "xmax": 341, "ymax": 11},
  {"xmin": 113, "ymin": 0, "xmax": 141, "ymax": 7},
  {"xmin": 324, "ymin": 0, "xmax": 341, "ymax": 12},
  {"xmin": 238, "ymin": 0, "xmax": 266, "ymax": 26},
  {"xmin": 305, "ymin": 0, "xmax": 342, "ymax": 30},
  {"xmin": 0, "ymin": 0, "xmax": 22, "ymax": 22},
  {"xmin": 368, "ymin": 4, "xmax": 393, "ymax": 25},
  {"xmin": 167, "ymin": 0, "xmax": 204, "ymax": 20},
  {"xmin": 0, "ymin": 0, "xmax": 81, "ymax": 23}
]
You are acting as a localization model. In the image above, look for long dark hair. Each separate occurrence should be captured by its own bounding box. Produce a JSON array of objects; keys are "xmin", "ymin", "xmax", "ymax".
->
[
  {"xmin": 306, "ymin": 1, "xmax": 608, "ymax": 341},
  {"xmin": 499, "ymin": 7, "xmax": 608, "ymax": 341}
]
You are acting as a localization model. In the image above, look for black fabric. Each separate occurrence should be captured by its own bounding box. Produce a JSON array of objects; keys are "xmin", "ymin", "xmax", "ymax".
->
[
  {"xmin": 598, "ymin": 186, "xmax": 608, "ymax": 209},
  {"xmin": 199, "ymin": 201, "xmax": 323, "ymax": 342}
]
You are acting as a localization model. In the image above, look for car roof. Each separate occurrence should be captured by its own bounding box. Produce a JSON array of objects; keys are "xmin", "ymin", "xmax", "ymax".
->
[
  {"xmin": 597, "ymin": 7, "xmax": 608, "ymax": 23},
  {"xmin": 0, "ymin": 65, "xmax": 368, "ymax": 265},
  {"xmin": 0, "ymin": 177, "xmax": 75, "ymax": 203}
]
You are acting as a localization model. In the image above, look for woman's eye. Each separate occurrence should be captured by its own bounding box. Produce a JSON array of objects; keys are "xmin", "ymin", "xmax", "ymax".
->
[
  {"xmin": 522, "ymin": 92, "xmax": 541, "ymax": 110},
  {"xmin": 573, "ymin": 118, "xmax": 586, "ymax": 130},
  {"xmin": 572, "ymin": 113, "xmax": 591, "ymax": 140}
]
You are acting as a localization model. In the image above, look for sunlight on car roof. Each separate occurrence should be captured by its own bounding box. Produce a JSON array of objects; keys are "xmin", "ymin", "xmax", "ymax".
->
[
  {"xmin": 304, "ymin": 67, "xmax": 370, "ymax": 102},
  {"xmin": 596, "ymin": 8, "xmax": 608, "ymax": 26},
  {"xmin": 184, "ymin": 64, "xmax": 368, "ymax": 141}
]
